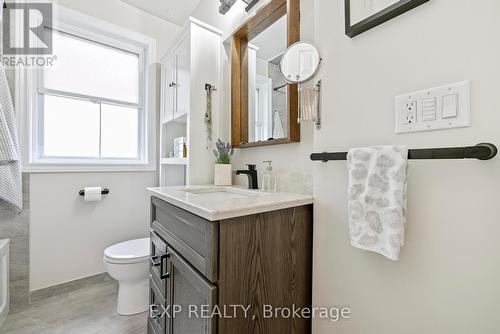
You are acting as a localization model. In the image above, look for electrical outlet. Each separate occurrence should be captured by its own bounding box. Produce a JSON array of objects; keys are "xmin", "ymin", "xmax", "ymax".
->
[
  {"xmin": 395, "ymin": 80, "xmax": 471, "ymax": 134},
  {"xmin": 404, "ymin": 101, "xmax": 417, "ymax": 124}
]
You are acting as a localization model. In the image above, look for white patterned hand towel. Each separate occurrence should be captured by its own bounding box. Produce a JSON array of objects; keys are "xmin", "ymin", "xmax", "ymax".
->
[
  {"xmin": 0, "ymin": 64, "xmax": 22, "ymax": 212},
  {"xmin": 347, "ymin": 146, "xmax": 408, "ymax": 261}
]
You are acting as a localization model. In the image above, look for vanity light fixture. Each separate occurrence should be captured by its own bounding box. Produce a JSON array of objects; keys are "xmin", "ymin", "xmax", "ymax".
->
[
  {"xmin": 244, "ymin": 0, "xmax": 260, "ymax": 11},
  {"xmin": 219, "ymin": 0, "xmax": 237, "ymax": 14},
  {"xmin": 219, "ymin": 0, "xmax": 260, "ymax": 14}
]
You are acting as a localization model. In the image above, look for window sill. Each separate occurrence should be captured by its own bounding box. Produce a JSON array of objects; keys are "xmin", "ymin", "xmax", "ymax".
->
[{"xmin": 22, "ymin": 162, "xmax": 157, "ymax": 173}]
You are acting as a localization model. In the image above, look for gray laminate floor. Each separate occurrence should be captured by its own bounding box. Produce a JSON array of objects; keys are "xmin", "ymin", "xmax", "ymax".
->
[{"xmin": 0, "ymin": 277, "xmax": 147, "ymax": 334}]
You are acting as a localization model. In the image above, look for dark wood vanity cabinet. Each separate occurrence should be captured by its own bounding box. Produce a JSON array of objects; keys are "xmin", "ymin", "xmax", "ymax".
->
[{"xmin": 149, "ymin": 196, "xmax": 313, "ymax": 334}]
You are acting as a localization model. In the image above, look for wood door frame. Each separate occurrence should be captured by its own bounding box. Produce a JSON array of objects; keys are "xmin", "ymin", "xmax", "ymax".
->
[{"xmin": 231, "ymin": 0, "xmax": 300, "ymax": 148}]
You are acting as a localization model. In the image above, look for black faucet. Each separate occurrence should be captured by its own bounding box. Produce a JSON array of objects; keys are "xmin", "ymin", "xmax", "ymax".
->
[{"xmin": 236, "ymin": 164, "xmax": 259, "ymax": 190}]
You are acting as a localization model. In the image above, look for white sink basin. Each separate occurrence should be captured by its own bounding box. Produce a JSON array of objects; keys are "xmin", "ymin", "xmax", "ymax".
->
[{"xmin": 182, "ymin": 187, "xmax": 263, "ymax": 199}]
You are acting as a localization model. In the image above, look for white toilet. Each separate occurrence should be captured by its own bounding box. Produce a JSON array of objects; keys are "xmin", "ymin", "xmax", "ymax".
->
[{"xmin": 103, "ymin": 237, "xmax": 150, "ymax": 315}]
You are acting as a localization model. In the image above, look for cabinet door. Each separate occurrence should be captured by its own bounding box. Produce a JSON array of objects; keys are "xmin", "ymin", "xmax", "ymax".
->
[
  {"xmin": 166, "ymin": 247, "xmax": 217, "ymax": 334},
  {"xmin": 174, "ymin": 36, "xmax": 190, "ymax": 119},
  {"xmin": 149, "ymin": 278, "xmax": 167, "ymax": 334},
  {"xmin": 162, "ymin": 56, "xmax": 176, "ymax": 123}
]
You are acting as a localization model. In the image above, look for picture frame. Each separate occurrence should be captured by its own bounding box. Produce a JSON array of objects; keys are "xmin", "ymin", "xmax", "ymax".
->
[{"xmin": 345, "ymin": 0, "xmax": 429, "ymax": 38}]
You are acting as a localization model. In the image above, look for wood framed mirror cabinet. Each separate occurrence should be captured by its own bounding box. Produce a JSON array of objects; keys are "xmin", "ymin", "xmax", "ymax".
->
[{"xmin": 231, "ymin": 0, "xmax": 300, "ymax": 148}]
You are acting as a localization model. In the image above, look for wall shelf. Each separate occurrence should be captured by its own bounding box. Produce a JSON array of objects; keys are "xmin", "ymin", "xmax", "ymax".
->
[{"xmin": 161, "ymin": 158, "xmax": 188, "ymax": 165}]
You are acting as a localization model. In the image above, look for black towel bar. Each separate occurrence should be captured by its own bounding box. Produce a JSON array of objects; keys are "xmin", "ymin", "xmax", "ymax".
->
[
  {"xmin": 78, "ymin": 189, "xmax": 110, "ymax": 196},
  {"xmin": 310, "ymin": 143, "xmax": 498, "ymax": 162}
]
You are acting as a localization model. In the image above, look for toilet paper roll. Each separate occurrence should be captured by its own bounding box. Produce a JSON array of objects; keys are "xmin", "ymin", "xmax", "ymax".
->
[{"xmin": 84, "ymin": 187, "xmax": 102, "ymax": 202}]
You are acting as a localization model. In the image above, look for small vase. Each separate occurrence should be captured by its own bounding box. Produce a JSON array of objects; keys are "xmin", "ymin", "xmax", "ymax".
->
[{"xmin": 214, "ymin": 164, "xmax": 232, "ymax": 186}]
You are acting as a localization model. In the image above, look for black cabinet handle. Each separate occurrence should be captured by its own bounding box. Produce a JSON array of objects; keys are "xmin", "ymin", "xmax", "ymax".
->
[
  {"xmin": 149, "ymin": 256, "xmax": 161, "ymax": 267},
  {"xmin": 160, "ymin": 253, "xmax": 170, "ymax": 280},
  {"xmin": 150, "ymin": 253, "xmax": 170, "ymax": 280},
  {"xmin": 169, "ymin": 82, "xmax": 177, "ymax": 87}
]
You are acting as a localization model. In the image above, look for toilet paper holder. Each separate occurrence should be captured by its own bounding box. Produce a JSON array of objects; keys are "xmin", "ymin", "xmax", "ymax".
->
[{"xmin": 78, "ymin": 188, "xmax": 110, "ymax": 196}]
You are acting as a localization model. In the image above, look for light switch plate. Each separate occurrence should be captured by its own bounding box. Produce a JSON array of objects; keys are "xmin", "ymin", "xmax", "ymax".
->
[{"xmin": 395, "ymin": 80, "xmax": 471, "ymax": 134}]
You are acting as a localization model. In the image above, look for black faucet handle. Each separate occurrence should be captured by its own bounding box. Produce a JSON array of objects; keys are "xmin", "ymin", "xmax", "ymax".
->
[{"xmin": 246, "ymin": 164, "xmax": 257, "ymax": 171}]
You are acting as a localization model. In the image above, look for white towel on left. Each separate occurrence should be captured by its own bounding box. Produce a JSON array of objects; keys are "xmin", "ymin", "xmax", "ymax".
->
[
  {"xmin": 273, "ymin": 111, "xmax": 284, "ymax": 139},
  {"xmin": 347, "ymin": 146, "xmax": 408, "ymax": 261},
  {"xmin": 0, "ymin": 64, "xmax": 22, "ymax": 212}
]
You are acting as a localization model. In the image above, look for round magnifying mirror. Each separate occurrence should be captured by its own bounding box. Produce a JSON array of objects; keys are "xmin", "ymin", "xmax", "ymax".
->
[{"xmin": 279, "ymin": 42, "xmax": 321, "ymax": 84}]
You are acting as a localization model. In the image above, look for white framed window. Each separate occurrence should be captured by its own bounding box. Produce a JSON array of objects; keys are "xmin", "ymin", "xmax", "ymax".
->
[{"xmin": 16, "ymin": 5, "xmax": 157, "ymax": 172}]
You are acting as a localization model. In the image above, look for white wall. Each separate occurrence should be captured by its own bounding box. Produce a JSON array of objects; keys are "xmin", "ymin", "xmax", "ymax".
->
[
  {"xmin": 190, "ymin": 0, "xmax": 315, "ymax": 188},
  {"xmin": 30, "ymin": 172, "xmax": 155, "ymax": 290},
  {"xmin": 196, "ymin": 0, "xmax": 500, "ymax": 332},
  {"xmin": 312, "ymin": 1, "xmax": 500, "ymax": 333},
  {"xmin": 51, "ymin": 0, "xmax": 182, "ymax": 57},
  {"xmin": 30, "ymin": 0, "xmax": 181, "ymax": 291}
]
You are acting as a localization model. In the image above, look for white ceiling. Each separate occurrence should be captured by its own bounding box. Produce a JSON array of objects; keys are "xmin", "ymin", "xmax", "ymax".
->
[{"xmin": 120, "ymin": 0, "xmax": 202, "ymax": 26}]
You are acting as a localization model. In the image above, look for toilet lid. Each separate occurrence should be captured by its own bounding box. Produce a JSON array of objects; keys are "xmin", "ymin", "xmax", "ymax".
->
[{"xmin": 104, "ymin": 237, "xmax": 150, "ymax": 263}]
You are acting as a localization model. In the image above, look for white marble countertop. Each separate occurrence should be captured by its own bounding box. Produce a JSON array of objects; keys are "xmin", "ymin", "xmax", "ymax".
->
[{"xmin": 147, "ymin": 185, "xmax": 314, "ymax": 221}]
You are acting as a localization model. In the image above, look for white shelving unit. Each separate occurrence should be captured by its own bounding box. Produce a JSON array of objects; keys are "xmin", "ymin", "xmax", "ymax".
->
[{"xmin": 159, "ymin": 18, "xmax": 222, "ymax": 187}]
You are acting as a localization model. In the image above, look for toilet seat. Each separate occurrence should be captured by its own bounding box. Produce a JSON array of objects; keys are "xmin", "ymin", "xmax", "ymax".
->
[{"xmin": 104, "ymin": 238, "xmax": 149, "ymax": 264}]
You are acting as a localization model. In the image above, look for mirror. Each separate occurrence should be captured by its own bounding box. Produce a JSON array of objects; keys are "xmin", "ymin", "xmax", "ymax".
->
[
  {"xmin": 248, "ymin": 16, "xmax": 288, "ymax": 143},
  {"xmin": 231, "ymin": 0, "xmax": 300, "ymax": 148},
  {"xmin": 280, "ymin": 42, "xmax": 321, "ymax": 84}
]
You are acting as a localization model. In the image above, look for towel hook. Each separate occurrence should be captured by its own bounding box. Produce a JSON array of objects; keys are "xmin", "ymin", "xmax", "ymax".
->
[{"xmin": 205, "ymin": 83, "xmax": 217, "ymax": 92}]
